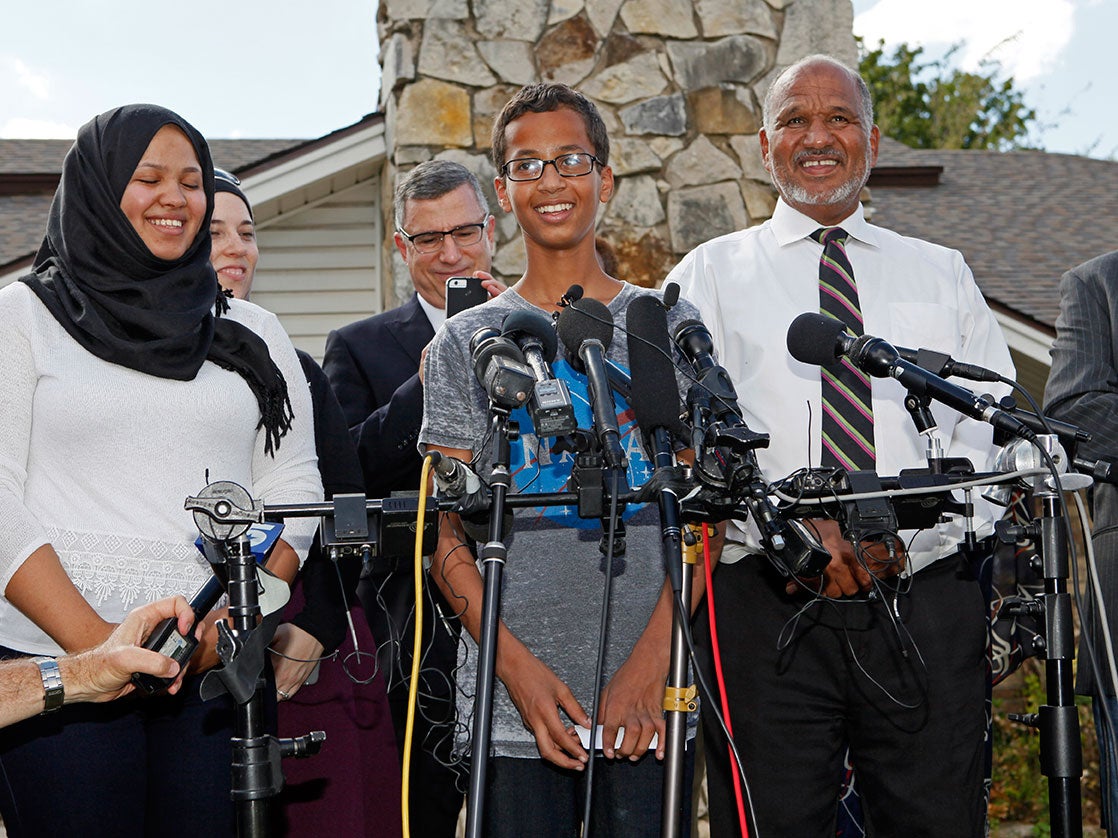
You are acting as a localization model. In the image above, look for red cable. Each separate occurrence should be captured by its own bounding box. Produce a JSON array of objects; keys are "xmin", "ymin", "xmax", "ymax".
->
[{"xmin": 701, "ymin": 526, "xmax": 750, "ymax": 837}]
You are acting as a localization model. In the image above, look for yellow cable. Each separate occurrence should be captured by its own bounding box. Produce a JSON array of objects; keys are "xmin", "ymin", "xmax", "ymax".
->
[{"xmin": 402, "ymin": 453, "xmax": 434, "ymax": 838}]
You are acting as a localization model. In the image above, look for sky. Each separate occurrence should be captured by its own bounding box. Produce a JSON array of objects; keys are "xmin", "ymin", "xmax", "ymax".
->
[
  {"xmin": 1, "ymin": 0, "xmax": 1113, "ymax": 159},
  {"xmin": 0, "ymin": 1, "xmax": 380, "ymax": 140},
  {"xmin": 852, "ymin": 0, "xmax": 1116, "ymax": 158}
]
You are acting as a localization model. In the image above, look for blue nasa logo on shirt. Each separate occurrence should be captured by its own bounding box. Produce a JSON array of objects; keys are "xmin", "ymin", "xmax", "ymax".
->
[{"xmin": 508, "ymin": 358, "xmax": 652, "ymax": 530}]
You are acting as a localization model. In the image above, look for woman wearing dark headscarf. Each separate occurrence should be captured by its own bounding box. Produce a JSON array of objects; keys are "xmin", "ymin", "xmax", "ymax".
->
[{"xmin": 0, "ymin": 104, "xmax": 322, "ymax": 835}]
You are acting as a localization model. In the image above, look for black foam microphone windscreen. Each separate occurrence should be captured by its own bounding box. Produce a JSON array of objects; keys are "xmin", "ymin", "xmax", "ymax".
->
[
  {"xmin": 626, "ymin": 294, "xmax": 682, "ymax": 433},
  {"xmin": 502, "ymin": 309, "xmax": 559, "ymax": 363},
  {"xmin": 785, "ymin": 312, "xmax": 850, "ymax": 367},
  {"xmin": 556, "ymin": 296, "xmax": 613, "ymax": 365}
]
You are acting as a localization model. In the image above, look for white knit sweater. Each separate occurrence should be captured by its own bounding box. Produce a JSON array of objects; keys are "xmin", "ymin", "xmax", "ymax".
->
[{"xmin": 0, "ymin": 282, "xmax": 323, "ymax": 654}]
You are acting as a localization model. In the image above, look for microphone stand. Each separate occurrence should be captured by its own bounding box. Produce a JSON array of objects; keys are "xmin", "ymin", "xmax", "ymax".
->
[
  {"xmin": 185, "ymin": 484, "xmax": 327, "ymax": 838},
  {"xmin": 998, "ymin": 483, "xmax": 1083, "ymax": 838},
  {"xmin": 648, "ymin": 426, "xmax": 697, "ymax": 838},
  {"xmin": 225, "ymin": 531, "xmax": 278, "ymax": 837},
  {"xmin": 464, "ymin": 410, "xmax": 516, "ymax": 838}
]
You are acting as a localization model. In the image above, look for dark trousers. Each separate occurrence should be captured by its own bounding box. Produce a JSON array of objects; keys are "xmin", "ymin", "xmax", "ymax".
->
[
  {"xmin": 697, "ymin": 555, "xmax": 986, "ymax": 838},
  {"xmin": 0, "ymin": 672, "xmax": 235, "ymax": 837},
  {"xmin": 483, "ymin": 749, "xmax": 694, "ymax": 838},
  {"xmin": 359, "ymin": 572, "xmax": 463, "ymax": 837}
]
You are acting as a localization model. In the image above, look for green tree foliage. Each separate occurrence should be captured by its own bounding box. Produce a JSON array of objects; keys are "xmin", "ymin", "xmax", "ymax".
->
[{"xmin": 857, "ymin": 37, "xmax": 1039, "ymax": 151}]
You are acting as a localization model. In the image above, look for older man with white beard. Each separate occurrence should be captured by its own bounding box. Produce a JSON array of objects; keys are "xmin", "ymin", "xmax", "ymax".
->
[{"xmin": 669, "ymin": 55, "xmax": 1014, "ymax": 837}]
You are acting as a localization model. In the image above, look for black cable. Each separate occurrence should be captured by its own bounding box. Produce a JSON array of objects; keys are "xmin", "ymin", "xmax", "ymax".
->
[
  {"xmin": 1004, "ymin": 375, "xmax": 1056, "ymax": 436},
  {"xmin": 581, "ymin": 466, "xmax": 622, "ymax": 836}
]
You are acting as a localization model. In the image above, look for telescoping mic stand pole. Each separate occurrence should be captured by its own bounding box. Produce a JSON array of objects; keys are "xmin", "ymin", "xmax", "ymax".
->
[
  {"xmin": 464, "ymin": 410, "xmax": 516, "ymax": 838},
  {"xmin": 995, "ymin": 457, "xmax": 1084, "ymax": 838},
  {"xmin": 660, "ymin": 512, "xmax": 698, "ymax": 838}
]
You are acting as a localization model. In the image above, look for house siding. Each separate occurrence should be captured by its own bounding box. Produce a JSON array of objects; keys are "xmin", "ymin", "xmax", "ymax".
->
[{"xmin": 250, "ymin": 177, "xmax": 382, "ymax": 361}]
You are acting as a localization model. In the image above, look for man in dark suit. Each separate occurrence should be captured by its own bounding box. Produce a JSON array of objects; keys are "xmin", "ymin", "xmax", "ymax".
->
[
  {"xmin": 1044, "ymin": 249, "xmax": 1118, "ymax": 831},
  {"xmin": 323, "ymin": 159, "xmax": 500, "ymax": 837}
]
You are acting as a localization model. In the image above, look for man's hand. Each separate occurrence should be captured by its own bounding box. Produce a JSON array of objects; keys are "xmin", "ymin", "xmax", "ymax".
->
[
  {"xmin": 598, "ymin": 650, "xmax": 668, "ymax": 761},
  {"xmin": 498, "ymin": 638, "xmax": 591, "ymax": 770},
  {"xmin": 477, "ymin": 272, "xmax": 507, "ymax": 299},
  {"xmin": 786, "ymin": 519, "xmax": 904, "ymax": 597},
  {"xmin": 59, "ymin": 596, "xmax": 198, "ymax": 704}
]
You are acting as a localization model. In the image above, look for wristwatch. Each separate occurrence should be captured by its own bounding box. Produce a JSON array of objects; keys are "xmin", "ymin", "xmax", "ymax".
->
[{"xmin": 31, "ymin": 656, "xmax": 64, "ymax": 713}]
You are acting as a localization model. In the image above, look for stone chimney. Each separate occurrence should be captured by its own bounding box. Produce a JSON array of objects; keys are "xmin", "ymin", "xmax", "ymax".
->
[{"xmin": 377, "ymin": 0, "xmax": 857, "ymax": 306}]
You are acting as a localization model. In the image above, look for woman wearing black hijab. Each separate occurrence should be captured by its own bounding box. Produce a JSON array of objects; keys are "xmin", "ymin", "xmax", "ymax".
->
[{"xmin": 0, "ymin": 104, "xmax": 322, "ymax": 835}]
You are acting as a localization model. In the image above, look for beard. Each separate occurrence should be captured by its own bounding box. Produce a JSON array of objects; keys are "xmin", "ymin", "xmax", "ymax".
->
[{"xmin": 770, "ymin": 145, "xmax": 872, "ymax": 211}]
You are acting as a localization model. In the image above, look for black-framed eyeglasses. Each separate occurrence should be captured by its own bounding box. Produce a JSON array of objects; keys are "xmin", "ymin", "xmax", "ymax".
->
[
  {"xmin": 214, "ymin": 168, "xmax": 241, "ymax": 186},
  {"xmin": 502, "ymin": 153, "xmax": 600, "ymax": 182},
  {"xmin": 396, "ymin": 216, "xmax": 490, "ymax": 254}
]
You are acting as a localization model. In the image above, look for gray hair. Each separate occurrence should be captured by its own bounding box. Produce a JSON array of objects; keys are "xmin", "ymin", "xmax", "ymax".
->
[
  {"xmin": 393, "ymin": 160, "xmax": 489, "ymax": 229},
  {"xmin": 762, "ymin": 54, "xmax": 874, "ymax": 135}
]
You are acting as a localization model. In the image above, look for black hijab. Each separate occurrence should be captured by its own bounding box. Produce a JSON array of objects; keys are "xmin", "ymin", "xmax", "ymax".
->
[{"xmin": 21, "ymin": 104, "xmax": 292, "ymax": 454}]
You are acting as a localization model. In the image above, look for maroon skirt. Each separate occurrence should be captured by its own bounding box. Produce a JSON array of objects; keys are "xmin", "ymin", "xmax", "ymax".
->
[{"xmin": 277, "ymin": 580, "xmax": 403, "ymax": 837}]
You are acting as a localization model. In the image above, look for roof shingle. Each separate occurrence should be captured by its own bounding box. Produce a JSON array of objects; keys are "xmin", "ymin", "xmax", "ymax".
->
[{"xmin": 871, "ymin": 138, "xmax": 1118, "ymax": 331}]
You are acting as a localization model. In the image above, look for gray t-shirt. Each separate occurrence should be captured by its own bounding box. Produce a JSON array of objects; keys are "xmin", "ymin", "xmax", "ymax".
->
[{"xmin": 420, "ymin": 284, "xmax": 701, "ymax": 758}]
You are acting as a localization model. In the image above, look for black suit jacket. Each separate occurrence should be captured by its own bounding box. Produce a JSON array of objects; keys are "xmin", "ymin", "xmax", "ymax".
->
[
  {"xmin": 1045, "ymin": 250, "xmax": 1118, "ymax": 694},
  {"xmin": 322, "ymin": 293, "xmax": 434, "ymax": 500}
]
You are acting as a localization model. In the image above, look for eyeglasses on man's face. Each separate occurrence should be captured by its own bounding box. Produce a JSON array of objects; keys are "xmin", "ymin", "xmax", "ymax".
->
[
  {"xmin": 397, "ymin": 216, "xmax": 490, "ymax": 254},
  {"xmin": 502, "ymin": 152, "xmax": 601, "ymax": 182}
]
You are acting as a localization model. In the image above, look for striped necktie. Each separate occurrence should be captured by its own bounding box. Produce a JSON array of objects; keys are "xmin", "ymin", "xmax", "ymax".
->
[{"xmin": 811, "ymin": 226, "xmax": 875, "ymax": 470}]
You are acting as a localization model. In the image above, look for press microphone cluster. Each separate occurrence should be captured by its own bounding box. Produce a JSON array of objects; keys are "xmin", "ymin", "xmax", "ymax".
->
[
  {"xmin": 786, "ymin": 312, "xmax": 1037, "ymax": 442},
  {"xmin": 631, "ymin": 300, "xmax": 829, "ymax": 578}
]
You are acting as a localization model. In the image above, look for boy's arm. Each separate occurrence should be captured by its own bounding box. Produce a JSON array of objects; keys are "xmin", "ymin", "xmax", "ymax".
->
[
  {"xmin": 596, "ymin": 531, "xmax": 714, "ymax": 761},
  {"xmin": 427, "ymin": 443, "xmax": 592, "ymax": 770}
]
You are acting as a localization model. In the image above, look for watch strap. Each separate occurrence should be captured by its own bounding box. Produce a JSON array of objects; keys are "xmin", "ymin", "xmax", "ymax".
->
[{"xmin": 31, "ymin": 656, "xmax": 64, "ymax": 713}]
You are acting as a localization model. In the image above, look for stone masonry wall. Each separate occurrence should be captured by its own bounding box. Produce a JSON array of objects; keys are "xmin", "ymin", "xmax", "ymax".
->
[{"xmin": 377, "ymin": 0, "xmax": 856, "ymax": 305}]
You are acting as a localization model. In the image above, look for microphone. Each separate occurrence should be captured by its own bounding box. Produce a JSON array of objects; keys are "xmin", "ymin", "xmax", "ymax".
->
[
  {"xmin": 430, "ymin": 451, "xmax": 490, "ymax": 518},
  {"xmin": 560, "ymin": 284, "xmax": 584, "ymax": 307},
  {"xmin": 627, "ymin": 294, "xmax": 685, "ymax": 456},
  {"xmin": 556, "ymin": 297, "xmax": 627, "ymax": 470},
  {"xmin": 894, "ymin": 346, "xmax": 1003, "ymax": 383},
  {"xmin": 797, "ymin": 324, "xmax": 1087, "ymax": 445},
  {"xmin": 662, "ymin": 281, "xmax": 681, "ymax": 309},
  {"xmin": 997, "ymin": 401, "xmax": 1091, "ymax": 447},
  {"xmin": 627, "ymin": 293, "xmax": 687, "ymax": 589},
  {"xmin": 889, "ymin": 346, "xmax": 1089, "ymax": 446},
  {"xmin": 786, "ymin": 312, "xmax": 1036, "ymax": 442},
  {"xmin": 469, "ymin": 326, "xmax": 535, "ymax": 412},
  {"xmin": 502, "ymin": 310, "xmax": 577, "ymax": 437},
  {"xmin": 672, "ymin": 318, "xmax": 751, "ymax": 445}
]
